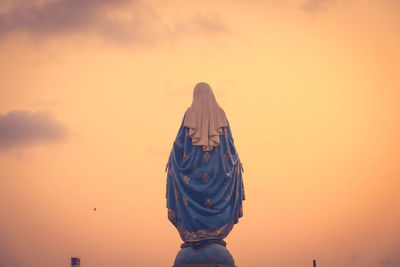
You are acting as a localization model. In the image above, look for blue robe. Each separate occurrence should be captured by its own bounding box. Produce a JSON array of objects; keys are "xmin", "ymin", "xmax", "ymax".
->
[{"xmin": 166, "ymin": 112, "xmax": 245, "ymax": 243}]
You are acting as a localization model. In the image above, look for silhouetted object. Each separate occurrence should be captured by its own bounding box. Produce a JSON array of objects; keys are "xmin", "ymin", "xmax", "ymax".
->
[
  {"xmin": 71, "ymin": 257, "xmax": 80, "ymax": 267},
  {"xmin": 313, "ymin": 259, "xmax": 316, "ymax": 267},
  {"xmin": 166, "ymin": 82, "xmax": 243, "ymax": 267}
]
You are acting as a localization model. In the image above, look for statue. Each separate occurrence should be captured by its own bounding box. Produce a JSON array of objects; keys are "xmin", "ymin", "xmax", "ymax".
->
[{"xmin": 166, "ymin": 82, "xmax": 245, "ymax": 267}]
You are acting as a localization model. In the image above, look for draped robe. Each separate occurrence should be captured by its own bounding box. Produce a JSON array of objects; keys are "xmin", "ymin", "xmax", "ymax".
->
[{"xmin": 166, "ymin": 112, "xmax": 245, "ymax": 243}]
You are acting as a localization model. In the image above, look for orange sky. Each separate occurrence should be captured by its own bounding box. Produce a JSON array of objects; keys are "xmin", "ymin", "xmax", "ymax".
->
[{"xmin": 0, "ymin": 0, "xmax": 399, "ymax": 266}]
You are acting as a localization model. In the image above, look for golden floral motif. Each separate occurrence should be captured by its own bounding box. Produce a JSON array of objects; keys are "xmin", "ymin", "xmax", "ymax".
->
[
  {"xmin": 204, "ymin": 152, "xmax": 211, "ymax": 162},
  {"xmin": 226, "ymin": 195, "xmax": 231, "ymax": 201},
  {"xmin": 202, "ymin": 172, "xmax": 210, "ymax": 183},
  {"xmin": 183, "ymin": 176, "xmax": 190, "ymax": 184},
  {"xmin": 182, "ymin": 196, "xmax": 188, "ymax": 206},
  {"xmin": 205, "ymin": 199, "xmax": 212, "ymax": 209},
  {"xmin": 174, "ymin": 189, "xmax": 179, "ymax": 198},
  {"xmin": 183, "ymin": 153, "xmax": 188, "ymax": 161},
  {"xmin": 168, "ymin": 208, "xmax": 175, "ymax": 219}
]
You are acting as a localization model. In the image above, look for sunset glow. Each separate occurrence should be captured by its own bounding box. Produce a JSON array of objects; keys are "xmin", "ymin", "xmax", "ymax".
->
[{"xmin": 0, "ymin": 1, "xmax": 399, "ymax": 266}]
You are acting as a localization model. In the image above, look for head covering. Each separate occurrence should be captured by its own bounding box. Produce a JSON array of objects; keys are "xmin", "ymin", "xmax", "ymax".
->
[{"xmin": 184, "ymin": 82, "xmax": 228, "ymax": 151}]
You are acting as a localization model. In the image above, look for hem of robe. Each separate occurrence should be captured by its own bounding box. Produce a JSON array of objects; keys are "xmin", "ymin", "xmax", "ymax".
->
[{"xmin": 168, "ymin": 205, "xmax": 243, "ymax": 243}]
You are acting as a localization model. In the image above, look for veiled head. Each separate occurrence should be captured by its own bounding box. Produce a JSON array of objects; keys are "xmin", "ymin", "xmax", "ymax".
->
[{"xmin": 192, "ymin": 82, "xmax": 218, "ymax": 104}]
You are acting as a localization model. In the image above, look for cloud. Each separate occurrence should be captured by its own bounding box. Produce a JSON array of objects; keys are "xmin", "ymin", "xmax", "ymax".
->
[
  {"xmin": 379, "ymin": 258, "xmax": 393, "ymax": 265},
  {"xmin": 172, "ymin": 13, "xmax": 229, "ymax": 37},
  {"xmin": 301, "ymin": 0, "xmax": 333, "ymax": 14},
  {"xmin": 0, "ymin": 110, "xmax": 67, "ymax": 150},
  {"xmin": 0, "ymin": 0, "xmax": 139, "ymax": 40},
  {"xmin": 0, "ymin": 0, "xmax": 229, "ymax": 44}
]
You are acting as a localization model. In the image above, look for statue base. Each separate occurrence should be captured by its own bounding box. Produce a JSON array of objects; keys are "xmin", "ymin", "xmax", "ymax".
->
[{"xmin": 173, "ymin": 243, "xmax": 236, "ymax": 267}]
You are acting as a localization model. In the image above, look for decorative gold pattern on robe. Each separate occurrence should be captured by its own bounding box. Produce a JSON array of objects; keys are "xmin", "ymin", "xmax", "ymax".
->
[
  {"xmin": 204, "ymin": 152, "xmax": 211, "ymax": 162},
  {"xmin": 226, "ymin": 195, "xmax": 231, "ymax": 201},
  {"xmin": 168, "ymin": 168, "xmax": 174, "ymax": 176},
  {"xmin": 182, "ymin": 196, "xmax": 188, "ymax": 206},
  {"xmin": 174, "ymin": 189, "xmax": 179, "ymax": 198},
  {"xmin": 183, "ymin": 152, "xmax": 188, "ymax": 161},
  {"xmin": 167, "ymin": 206, "xmax": 243, "ymax": 242},
  {"xmin": 224, "ymin": 151, "xmax": 231, "ymax": 161},
  {"xmin": 183, "ymin": 176, "xmax": 190, "ymax": 185},
  {"xmin": 202, "ymin": 172, "xmax": 210, "ymax": 183},
  {"xmin": 205, "ymin": 199, "xmax": 212, "ymax": 209},
  {"xmin": 168, "ymin": 208, "xmax": 175, "ymax": 219}
]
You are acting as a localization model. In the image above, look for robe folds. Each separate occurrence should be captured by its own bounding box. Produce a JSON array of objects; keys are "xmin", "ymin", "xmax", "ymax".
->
[{"xmin": 166, "ymin": 113, "xmax": 245, "ymax": 243}]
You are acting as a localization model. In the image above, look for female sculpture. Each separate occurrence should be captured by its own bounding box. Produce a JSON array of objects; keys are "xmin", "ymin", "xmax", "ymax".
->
[{"xmin": 166, "ymin": 82, "xmax": 245, "ymax": 264}]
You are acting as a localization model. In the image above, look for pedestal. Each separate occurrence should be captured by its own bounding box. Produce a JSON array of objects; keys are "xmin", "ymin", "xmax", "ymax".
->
[{"xmin": 173, "ymin": 243, "xmax": 236, "ymax": 267}]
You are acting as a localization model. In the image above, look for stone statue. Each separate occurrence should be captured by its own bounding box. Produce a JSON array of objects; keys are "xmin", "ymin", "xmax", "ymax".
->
[{"xmin": 166, "ymin": 82, "xmax": 245, "ymax": 267}]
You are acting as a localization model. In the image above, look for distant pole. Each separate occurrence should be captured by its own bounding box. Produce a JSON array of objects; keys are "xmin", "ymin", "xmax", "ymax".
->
[
  {"xmin": 71, "ymin": 257, "xmax": 80, "ymax": 267},
  {"xmin": 313, "ymin": 259, "xmax": 316, "ymax": 267}
]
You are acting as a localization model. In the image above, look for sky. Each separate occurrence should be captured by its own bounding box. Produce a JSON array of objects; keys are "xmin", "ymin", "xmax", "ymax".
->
[{"xmin": 0, "ymin": 0, "xmax": 399, "ymax": 266}]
